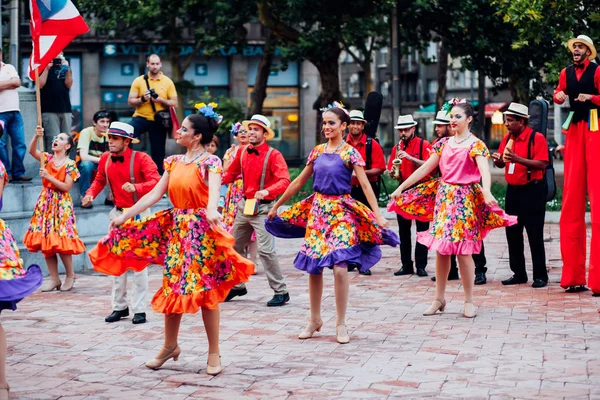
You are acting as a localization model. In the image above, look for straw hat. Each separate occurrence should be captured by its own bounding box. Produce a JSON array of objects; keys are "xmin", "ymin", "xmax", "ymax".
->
[
  {"xmin": 394, "ymin": 115, "xmax": 418, "ymax": 129},
  {"xmin": 503, "ymin": 102, "xmax": 529, "ymax": 119},
  {"xmin": 349, "ymin": 110, "xmax": 366, "ymax": 122},
  {"xmin": 103, "ymin": 122, "xmax": 140, "ymax": 144},
  {"xmin": 242, "ymin": 114, "xmax": 275, "ymax": 141},
  {"xmin": 567, "ymin": 35, "xmax": 597, "ymax": 60},
  {"xmin": 432, "ymin": 111, "xmax": 450, "ymax": 125}
]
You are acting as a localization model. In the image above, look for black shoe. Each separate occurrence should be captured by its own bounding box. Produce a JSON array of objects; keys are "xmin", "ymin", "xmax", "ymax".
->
[
  {"xmin": 565, "ymin": 285, "xmax": 589, "ymax": 293},
  {"xmin": 104, "ymin": 198, "xmax": 114, "ymax": 206},
  {"xmin": 132, "ymin": 313, "xmax": 147, "ymax": 324},
  {"xmin": 11, "ymin": 176, "xmax": 32, "ymax": 182},
  {"xmin": 532, "ymin": 279, "xmax": 547, "ymax": 288},
  {"xmin": 105, "ymin": 309, "xmax": 129, "ymax": 323},
  {"xmin": 416, "ymin": 267, "xmax": 428, "ymax": 277},
  {"xmin": 359, "ymin": 269, "xmax": 372, "ymax": 276},
  {"xmin": 592, "ymin": 292, "xmax": 600, "ymax": 297},
  {"xmin": 394, "ymin": 266, "xmax": 414, "ymax": 276},
  {"xmin": 474, "ymin": 272, "xmax": 487, "ymax": 285},
  {"xmin": 225, "ymin": 287, "xmax": 247, "ymax": 302},
  {"xmin": 267, "ymin": 293, "xmax": 290, "ymax": 307},
  {"xmin": 347, "ymin": 264, "xmax": 358, "ymax": 272},
  {"xmin": 501, "ymin": 275, "xmax": 527, "ymax": 285},
  {"xmin": 448, "ymin": 270, "xmax": 460, "ymax": 281},
  {"xmin": 81, "ymin": 203, "xmax": 93, "ymax": 209}
]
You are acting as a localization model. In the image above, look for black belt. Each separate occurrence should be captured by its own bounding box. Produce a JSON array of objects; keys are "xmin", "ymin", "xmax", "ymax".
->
[{"xmin": 243, "ymin": 197, "xmax": 273, "ymax": 205}]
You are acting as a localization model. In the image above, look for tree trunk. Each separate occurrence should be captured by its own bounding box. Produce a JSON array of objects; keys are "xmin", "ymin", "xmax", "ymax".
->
[
  {"xmin": 477, "ymin": 69, "xmax": 487, "ymax": 141},
  {"xmin": 508, "ymin": 76, "xmax": 529, "ymax": 104},
  {"xmin": 248, "ymin": 31, "xmax": 275, "ymax": 117},
  {"xmin": 312, "ymin": 45, "xmax": 343, "ymax": 143},
  {"xmin": 435, "ymin": 37, "xmax": 449, "ymax": 112},
  {"xmin": 170, "ymin": 52, "xmax": 186, "ymax": 122},
  {"xmin": 363, "ymin": 58, "xmax": 374, "ymax": 95}
]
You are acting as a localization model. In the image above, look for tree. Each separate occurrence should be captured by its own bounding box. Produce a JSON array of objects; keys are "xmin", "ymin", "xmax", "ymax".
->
[
  {"xmin": 248, "ymin": 30, "xmax": 277, "ymax": 117},
  {"xmin": 257, "ymin": 0, "xmax": 395, "ymax": 109},
  {"xmin": 76, "ymin": 0, "xmax": 252, "ymax": 116}
]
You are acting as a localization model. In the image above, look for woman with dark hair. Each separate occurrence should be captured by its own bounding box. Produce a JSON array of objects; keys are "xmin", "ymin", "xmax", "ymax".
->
[
  {"xmin": 90, "ymin": 104, "xmax": 254, "ymax": 375},
  {"xmin": 0, "ymin": 123, "xmax": 43, "ymax": 400},
  {"xmin": 266, "ymin": 103, "xmax": 398, "ymax": 344},
  {"xmin": 389, "ymin": 99, "xmax": 516, "ymax": 318},
  {"xmin": 24, "ymin": 127, "xmax": 84, "ymax": 292}
]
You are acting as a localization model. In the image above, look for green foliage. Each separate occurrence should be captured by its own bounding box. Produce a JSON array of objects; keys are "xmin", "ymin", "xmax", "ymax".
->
[{"xmin": 190, "ymin": 91, "xmax": 246, "ymax": 136}]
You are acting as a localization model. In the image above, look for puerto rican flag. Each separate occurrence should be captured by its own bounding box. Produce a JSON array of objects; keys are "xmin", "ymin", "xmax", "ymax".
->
[{"xmin": 28, "ymin": 0, "xmax": 89, "ymax": 80}]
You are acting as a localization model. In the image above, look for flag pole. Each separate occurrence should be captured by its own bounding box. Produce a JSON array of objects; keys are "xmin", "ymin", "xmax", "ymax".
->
[{"xmin": 34, "ymin": 67, "xmax": 45, "ymax": 168}]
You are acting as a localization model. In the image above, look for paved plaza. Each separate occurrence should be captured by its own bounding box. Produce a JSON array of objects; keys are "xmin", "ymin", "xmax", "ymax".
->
[{"xmin": 3, "ymin": 223, "xmax": 600, "ymax": 399}]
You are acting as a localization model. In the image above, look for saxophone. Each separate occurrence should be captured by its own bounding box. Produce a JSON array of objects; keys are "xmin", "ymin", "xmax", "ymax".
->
[{"xmin": 389, "ymin": 143, "xmax": 403, "ymax": 182}]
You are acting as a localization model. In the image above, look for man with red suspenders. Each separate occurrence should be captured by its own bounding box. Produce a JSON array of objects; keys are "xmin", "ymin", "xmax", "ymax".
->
[{"xmin": 83, "ymin": 122, "xmax": 161, "ymax": 323}]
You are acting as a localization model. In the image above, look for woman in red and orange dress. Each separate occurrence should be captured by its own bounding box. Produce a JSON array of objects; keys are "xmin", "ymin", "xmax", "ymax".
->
[
  {"xmin": 24, "ymin": 127, "xmax": 85, "ymax": 292},
  {"xmin": 89, "ymin": 107, "xmax": 254, "ymax": 376}
]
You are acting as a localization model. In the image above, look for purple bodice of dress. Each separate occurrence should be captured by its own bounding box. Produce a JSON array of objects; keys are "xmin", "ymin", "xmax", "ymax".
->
[{"xmin": 312, "ymin": 153, "xmax": 352, "ymax": 195}]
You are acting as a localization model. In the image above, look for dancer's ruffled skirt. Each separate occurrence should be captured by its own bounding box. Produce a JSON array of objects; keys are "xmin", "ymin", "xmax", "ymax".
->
[
  {"xmin": 89, "ymin": 208, "xmax": 255, "ymax": 312},
  {"xmin": 1, "ymin": 219, "xmax": 43, "ymax": 313},
  {"xmin": 388, "ymin": 178, "xmax": 517, "ymax": 254},
  {"xmin": 266, "ymin": 193, "xmax": 399, "ymax": 274}
]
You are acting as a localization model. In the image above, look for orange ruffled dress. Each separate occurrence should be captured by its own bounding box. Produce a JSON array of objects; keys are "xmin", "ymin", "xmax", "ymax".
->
[
  {"xmin": 23, "ymin": 153, "xmax": 85, "ymax": 257},
  {"xmin": 89, "ymin": 154, "xmax": 254, "ymax": 313}
]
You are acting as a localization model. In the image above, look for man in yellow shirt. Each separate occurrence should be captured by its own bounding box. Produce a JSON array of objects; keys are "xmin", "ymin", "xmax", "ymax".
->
[{"xmin": 127, "ymin": 54, "xmax": 177, "ymax": 174}]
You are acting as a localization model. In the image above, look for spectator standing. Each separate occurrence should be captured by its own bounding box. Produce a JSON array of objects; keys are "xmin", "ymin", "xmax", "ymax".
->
[
  {"xmin": 127, "ymin": 54, "xmax": 177, "ymax": 174},
  {"xmin": 38, "ymin": 52, "xmax": 73, "ymax": 152},
  {"xmin": 77, "ymin": 110, "xmax": 111, "ymax": 207},
  {"xmin": 0, "ymin": 48, "xmax": 31, "ymax": 182}
]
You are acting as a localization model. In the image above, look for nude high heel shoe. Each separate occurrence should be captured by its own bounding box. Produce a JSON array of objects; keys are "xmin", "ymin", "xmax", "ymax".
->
[
  {"xmin": 60, "ymin": 275, "xmax": 76, "ymax": 291},
  {"xmin": 206, "ymin": 353, "xmax": 222, "ymax": 376},
  {"xmin": 463, "ymin": 302, "xmax": 476, "ymax": 318},
  {"xmin": 298, "ymin": 320, "xmax": 323, "ymax": 339},
  {"xmin": 145, "ymin": 346, "xmax": 181, "ymax": 370},
  {"xmin": 423, "ymin": 299, "xmax": 446, "ymax": 316},
  {"xmin": 336, "ymin": 325, "xmax": 350, "ymax": 344},
  {"xmin": 0, "ymin": 383, "xmax": 9, "ymax": 400},
  {"xmin": 40, "ymin": 279, "xmax": 61, "ymax": 292}
]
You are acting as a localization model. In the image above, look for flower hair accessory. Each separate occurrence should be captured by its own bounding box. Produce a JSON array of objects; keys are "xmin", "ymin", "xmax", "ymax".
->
[
  {"xmin": 194, "ymin": 102, "xmax": 223, "ymax": 124},
  {"xmin": 230, "ymin": 122, "xmax": 242, "ymax": 136},
  {"xmin": 442, "ymin": 98, "xmax": 468, "ymax": 115},
  {"xmin": 320, "ymin": 100, "xmax": 350, "ymax": 116}
]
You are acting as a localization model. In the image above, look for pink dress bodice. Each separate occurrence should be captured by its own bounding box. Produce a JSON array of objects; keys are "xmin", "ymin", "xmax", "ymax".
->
[{"xmin": 435, "ymin": 138, "xmax": 489, "ymax": 185}]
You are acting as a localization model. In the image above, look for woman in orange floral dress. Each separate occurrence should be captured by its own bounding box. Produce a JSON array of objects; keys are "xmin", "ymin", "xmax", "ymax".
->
[
  {"xmin": 389, "ymin": 100, "xmax": 516, "ymax": 318},
  {"xmin": 24, "ymin": 127, "xmax": 84, "ymax": 292},
  {"xmin": 89, "ymin": 107, "xmax": 254, "ymax": 376}
]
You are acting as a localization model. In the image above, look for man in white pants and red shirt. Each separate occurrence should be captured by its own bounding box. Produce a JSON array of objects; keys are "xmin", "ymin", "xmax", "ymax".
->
[{"xmin": 83, "ymin": 122, "xmax": 160, "ymax": 324}]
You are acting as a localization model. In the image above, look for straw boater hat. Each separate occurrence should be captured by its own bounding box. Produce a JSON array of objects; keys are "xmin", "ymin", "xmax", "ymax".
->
[
  {"xmin": 567, "ymin": 35, "xmax": 597, "ymax": 60},
  {"xmin": 432, "ymin": 111, "xmax": 450, "ymax": 125},
  {"xmin": 103, "ymin": 121, "xmax": 140, "ymax": 144},
  {"xmin": 503, "ymin": 102, "xmax": 529, "ymax": 119},
  {"xmin": 349, "ymin": 110, "xmax": 367, "ymax": 122},
  {"xmin": 242, "ymin": 114, "xmax": 275, "ymax": 140},
  {"xmin": 394, "ymin": 115, "xmax": 418, "ymax": 129}
]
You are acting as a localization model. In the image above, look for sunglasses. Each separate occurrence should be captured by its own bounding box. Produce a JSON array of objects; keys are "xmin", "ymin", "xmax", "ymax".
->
[{"xmin": 95, "ymin": 112, "xmax": 110, "ymax": 119}]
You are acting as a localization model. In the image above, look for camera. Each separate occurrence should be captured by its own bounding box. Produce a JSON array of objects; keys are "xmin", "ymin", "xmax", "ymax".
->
[
  {"xmin": 148, "ymin": 88, "xmax": 159, "ymax": 99},
  {"xmin": 52, "ymin": 58, "xmax": 62, "ymax": 67}
]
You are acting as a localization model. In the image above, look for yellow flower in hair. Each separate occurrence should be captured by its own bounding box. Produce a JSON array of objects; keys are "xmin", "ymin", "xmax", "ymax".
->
[
  {"xmin": 195, "ymin": 102, "xmax": 207, "ymax": 110},
  {"xmin": 209, "ymin": 102, "xmax": 218, "ymax": 109}
]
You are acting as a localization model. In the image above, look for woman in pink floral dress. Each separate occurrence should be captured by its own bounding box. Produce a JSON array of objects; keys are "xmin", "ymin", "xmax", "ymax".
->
[
  {"xmin": 390, "ymin": 100, "xmax": 516, "ymax": 318},
  {"xmin": 24, "ymin": 127, "xmax": 84, "ymax": 292},
  {"xmin": 89, "ymin": 108, "xmax": 254, "ymax": 376}
]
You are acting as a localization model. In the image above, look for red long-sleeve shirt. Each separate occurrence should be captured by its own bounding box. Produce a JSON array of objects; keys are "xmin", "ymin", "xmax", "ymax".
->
[
  {"xmin": 553, "ymin": 59, "xmax": 600, "ymax": 106},
  {"xmin": 222, "ymin": 142, "xmax": 290, "ymax": 200},
  {"xmin": 86, "ymin": 147, "xmax": 161, "ymax": 208}
]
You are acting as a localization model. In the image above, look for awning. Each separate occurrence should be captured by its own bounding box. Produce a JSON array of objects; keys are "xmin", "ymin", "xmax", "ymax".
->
[{"xmin": 485, "ymin": 102, "xmax": 508, "ymax": 118}]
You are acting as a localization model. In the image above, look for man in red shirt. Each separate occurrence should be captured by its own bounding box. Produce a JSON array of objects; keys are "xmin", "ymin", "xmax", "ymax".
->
[
  {"xmin": 345, "ymin": 110, "xmax": 386, "ymax": 275},
  {"xmin": 388, "ymin": 115, "xmax": 432, "ymax": 277},
  {"xmin": 222, "ymin": 114, "xmax": 291, "ymax": 306},
  {"xmin": 492, "ymin": 103, "xmax": 549, "ymax": 288},
  {"xmin": 83, "ymin": 122, "xmax": 161, "ymax": 324},
  {"xmin": 553, "ymin": 34, "xmax": 600, "ymax": 295}
]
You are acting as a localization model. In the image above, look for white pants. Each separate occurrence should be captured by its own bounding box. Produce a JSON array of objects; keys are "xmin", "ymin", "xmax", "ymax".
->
[{"xmin": 109, "ymin": 207, "xmax": 151, "ymax": 314}]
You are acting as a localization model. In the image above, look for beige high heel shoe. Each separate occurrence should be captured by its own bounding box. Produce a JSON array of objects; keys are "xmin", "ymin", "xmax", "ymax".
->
[
  {"xmin": 145, "ymin": 346, "xmax": 181, "ymax": 370},
  {"xmin": 60, "ymin": 275, "xmax": 76, "ymax": 291},
  {"xmin": 336, "ymin": 325, "xmax": 350, "ymax": 344},
  {"xmin": 463, "ymin": 302, "xmax": 476, "ymax": 318},
  {"xmin": 206, "ymin": 353, "xmax": 222, "ymax": 376},
  {"xmin": 423, "ymin": 300, "xmax": 446, "ymax": 316},
  {"xmin": 40, "ymin": 279, "xmax": 61, "ymax": 292},
  {"xmin": 298, "ymin": 320, "xmax": 323, "ymax": 339},
  {"xmin": 0, "ymin": 383, "xmax": 9, "ymax": 400}
]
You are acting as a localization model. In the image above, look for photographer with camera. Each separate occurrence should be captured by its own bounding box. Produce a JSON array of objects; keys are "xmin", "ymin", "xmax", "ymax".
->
[
  {"xmin": 127, "ymin": 54, "xmax": 177, "ymax": 174},
  {"xmin": 38, "ymin": 52, "xmax": 73, "ymax": 153}
]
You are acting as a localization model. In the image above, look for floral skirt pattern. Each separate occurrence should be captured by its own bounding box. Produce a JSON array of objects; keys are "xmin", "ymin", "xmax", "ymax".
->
[
  {"xmin": 89, "ymin": 207, "xmax": 255, "ymax": 313},
  {"xmin": 223, "ymin": 179, "xmax": 256, "ymax": 242},
  {"xmin": 23, "ymin": 188, "xmax": 85, "ymax": 256},
  {"xmin": 266, "ymin": 193, "xmax": 399, "ymax": 274},
  {"xmin": 390, "ymin": 178, "xmax": 517, "ymax": 254},
  {"xmin": 1, "ymin": 219, "xmax": 43, "ymax": 313}
]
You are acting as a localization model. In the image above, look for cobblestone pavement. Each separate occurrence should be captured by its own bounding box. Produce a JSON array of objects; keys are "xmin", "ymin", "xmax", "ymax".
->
[{"xmin": 4, "ymin": 223, "xmax": 600, "ymax": 399}]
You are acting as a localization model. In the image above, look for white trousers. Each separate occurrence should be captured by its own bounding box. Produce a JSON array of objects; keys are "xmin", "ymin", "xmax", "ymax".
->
[{"xmin": 109, "ymin": 207, "xmax": 151, "ymax": 314}]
